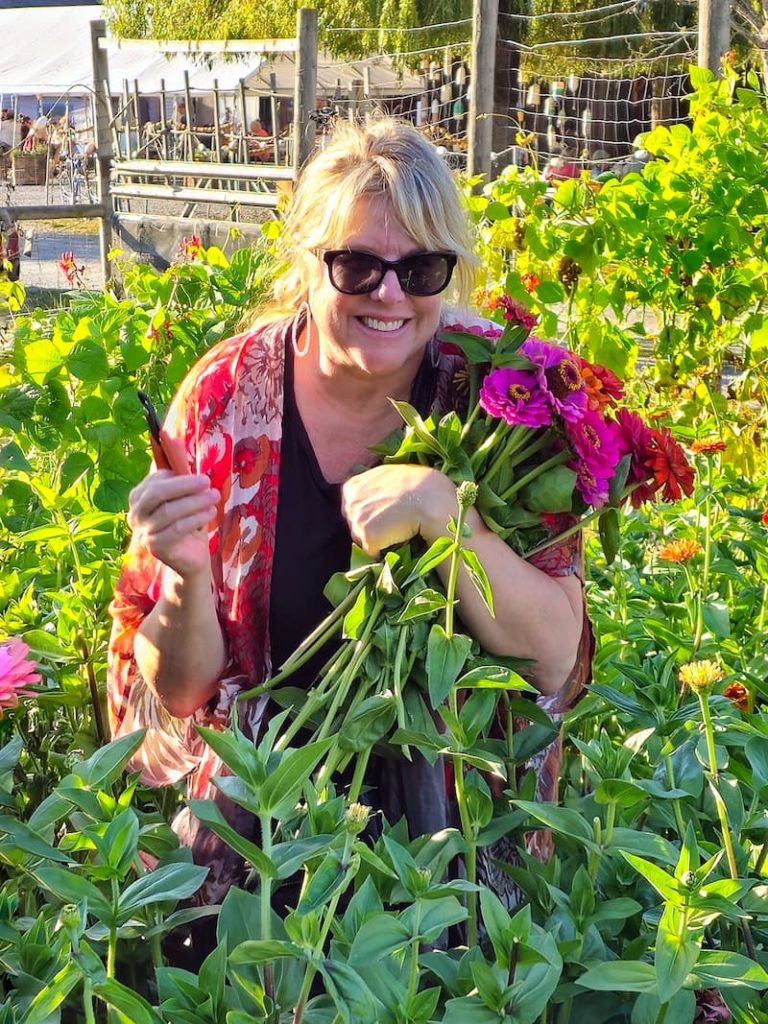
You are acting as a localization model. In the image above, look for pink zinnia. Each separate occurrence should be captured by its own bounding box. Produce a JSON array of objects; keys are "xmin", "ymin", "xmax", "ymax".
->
[
  {"xmin": 487, "ymin": 295, "xmax": 538, "ymax": 332},
  {"xmin": 479, "ymin": 367, "xmax": 552, "ymax": 428},
  {"xmin": 520, "ymin": 338, "xmax": 588, "ymax": 423},
  {"xmin": 573, "ymin": 461, "xmax": 610, "ymax": 507},
  {"xmin": 566, "ymin": 409, "xmax": 623, "ymax": 476},
  {"xmin": 0, "ymin": 639, "xmax": 40, "ymax": 708}
]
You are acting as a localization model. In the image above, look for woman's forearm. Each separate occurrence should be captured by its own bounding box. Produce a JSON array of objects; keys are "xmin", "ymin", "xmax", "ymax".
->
[{"xmin": 134, "ymin": 566, "xmax": 227, "ymax": 718}]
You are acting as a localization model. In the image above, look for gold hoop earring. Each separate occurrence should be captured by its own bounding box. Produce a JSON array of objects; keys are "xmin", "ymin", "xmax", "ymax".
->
[{"xmin": 292, "ymin": 301, "xmax": 312, "ymax": 358}]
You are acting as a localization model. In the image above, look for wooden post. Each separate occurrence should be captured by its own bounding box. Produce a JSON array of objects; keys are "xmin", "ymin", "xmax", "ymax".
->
[
  {"xmin": 468, "ymin": 0, "xmax": 499, "ymax": 181},
  {"xmin": 212, "ymin": 78, "xmax": 222, "ymax": 162},
  {"xmin": 90, "ymin": 19, "xmax": 113, "ymax": 285},
  {"xmin": 132, "ymin": 79, "xmax": 142, "ymax": 154},
  {"xmin": 239, "ymin": 78, "xmax": 249, "ymax": 164},
  {"xmin": 122, "ymin": 80, "xmax": 131, "ymax": 158},
  {"xmin": 269, "ymin": 72, "xmax": 280, "ymax": 162},
  {"xmin": 698, "ymin": 0, "xmax": 730, "ymax": 75},
  {"xmin": 183, "ymin": 70, "xmax": 194, "ymax": 160},
  {"xmin": 159, "ymin": 78, "xmax": 169, "ymax": 159},
  {"xmin": 293, "ymin": 7, "xmax": 317, "ymax": 176}
]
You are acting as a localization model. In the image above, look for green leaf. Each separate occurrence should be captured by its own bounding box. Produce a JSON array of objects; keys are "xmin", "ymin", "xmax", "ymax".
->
[
  {"xmin": 348, "ymin": 914, "xmax": 411, "ymax": 964},
  {"xmin": 319, "ymin": 959, "xmax": 381, "ymax": 1024},
  {"xmin": 118, "ymin": 862, "xmax": 208, "ymax": 919},
  {"xmin": 595, "ymin": 779, "xmax": 648, "ymax": 807},
  {"xmin": 598, "ymin": 507, "xmax": 621, "ymax": 564},
  {"xmin": 607, "ymin": 828, "xmax": 678, "ymax": 866},
  {"xmin": 338, "ymin": 694, "xmax": 397, "ymax": 753},
  {"xmin": 398, "ymin": 588, "xmax": 447, "ymax": 622},
  {"xmin": 23, "ymin": 962, "xmax": 81, "ymax": 1024},
  {"xmin": 511, "ymin": 799, "xmax": 597, "ymax": 848},
  {"xmin": 404, "ymin": 536, "xmax": 457, "ymax": 585},
  {"xmin": 0, "ymin": 441, "xmax": 31, "ymax": 472},
  {"xmin": 692, "ymin": 950, "xmax": 768, "ymax": 989},
  {"xmin": 522, "ymin": 465, "xmax": 576, "ymax": 514},
  {"xmin": 229, "ymin": 939, "xmax": 301, "ymax": 964},
  {"xmin": 459, "ymin": 548, "xmax": 495, "ymax": 616},
  {"xmin": 655, "ymin": 904, "xmax": 701, "ymax": 1003},
  {"xmin": 427, "ymin": 625, "xmax": 472, "ymax": 708},
  {"xmin": 0, "ymin": 815, "xmax": 71, "ymax": 863},
  {"xmin": 93, "ymin": 978, "xmax": 164, "ymax": 1024},
  {"xmin": 621, "ymin": 853, "xmax": 681, "ymax": 901},
  {"xmin": 34, "ymin": 865, "xmax": 113, "ymax": 921},
  {"xmin": 259, "ymin": 740, "xmax": 334, "ymax": 818},
  {"xmin": 194, "ymin": 725, "xmax": 265, "ymax": 789},
  {"xmin": 72, "ymin": 730, "xmax": 147, "ymax": 788},
  {"xmin": 480, "ymin": 888, "xmax": 513, "ymax": 966},
  {"xmin": 455, "ymin": 665, "xmax": 535, "ymax": 692},
  {"xmin": 68, "ymin": 339, "xmax": 110, "ymax": 381},
  {"xmin": 577, "ymin": 960, "xmax": 657, "ymax": 993},
  {"xmin": 188, "ymin": 800, "xmax": 277, "ymax": 878},
  {"xmin": 438, "ymin": 329, "xmax": 495, "ymax": 365}
]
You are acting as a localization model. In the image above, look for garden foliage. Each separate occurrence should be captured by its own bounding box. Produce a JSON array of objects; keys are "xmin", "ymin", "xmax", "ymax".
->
[{"xmin": 0, "ymin": 71, "xmax": 767, "ymax": 1023}]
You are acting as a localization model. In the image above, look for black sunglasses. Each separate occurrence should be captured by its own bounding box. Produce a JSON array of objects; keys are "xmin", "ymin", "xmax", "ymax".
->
[{"xmin": 318, "ymin": 249, "xmax": 457, "ymax": 296}]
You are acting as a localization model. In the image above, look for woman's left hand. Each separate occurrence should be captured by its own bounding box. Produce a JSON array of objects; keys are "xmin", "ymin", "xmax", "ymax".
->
[{"xmin": 341, "ymin": 465, "xmax": 456, "ymax": 557}]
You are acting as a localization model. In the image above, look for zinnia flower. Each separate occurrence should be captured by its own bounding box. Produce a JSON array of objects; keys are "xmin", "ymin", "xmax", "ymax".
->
[
  {"xmin": 613, "ymin": 409, "xmax": 656, "ymax": 506},
  {"xmin": 679, "ymin": 659, "xmax": 724, "ymax": 694},
  {"xmin": 59, "ymin": 251, "xmax": 84, "ymax": 285},
  {"xmin": 487, "ymin": 294, "xmax": 538, "ymax": 332},
  {"xmin": 577, "ymin": 357, "xmax": 624, "ymax": 411},
  {"xmin": 565, "ymin": 409, "xmax": 623, "ymax": 476},
  {"xmin": 723, "ymin": 682, "xmax": 749, "ymax": 713},
  {"xmin": 442, "ymin": 322, "xmax": 502, "ymax": 342},
  {"xmin": 647, "ymin": 427, "xmax": 696, "ymax": 502},
  {"xmin": 762, "ymin": 509, "xmax": 768, "ymax": 526},
  {"xmin": 657, "ymin": 539, "xmax": 702, "ymax": 563},
  {"xmin": 694, "ymin": 988, "xmax": 731, "ymax": 1022},
  {"xmin": 521, "ymin": 271, "xmax": 540, "ymax": 293},
  {"xmin": 692, "ymin": 438, "xmax": 727, "ymax": 455},
  {"xmin": 479, "ymin": 367, "xmax": 552, "ymax": 428},
  {"xmin": 520, "ymin": 339, "xmax": 587, "ymax": 423},
  {"xmin": 0, "ymin": 639, "xmax": 40, "ymax": 708},
  {"xmin": 573, "ymin": 462, "xmax": 610, "ymax": 507},
  {"xmin": 179, "ymin": 235, "xmax": 202, "ymax": 260}
]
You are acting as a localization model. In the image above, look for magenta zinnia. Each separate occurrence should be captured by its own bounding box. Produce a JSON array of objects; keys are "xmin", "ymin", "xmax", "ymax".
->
[
  {"xmin": 566, "ymin": 409, "xmax": 622, "ymax": 506},
  {"xmin": 479, "ymin": 367, "xmax": 552, "ymax": 428},
  {"xmin": 520, "ymin": 338, "xmax": 587, "ymax": 423},
  {"xmin": 0, "ymin": 639, "xmax": 40, "ymax": 708}
]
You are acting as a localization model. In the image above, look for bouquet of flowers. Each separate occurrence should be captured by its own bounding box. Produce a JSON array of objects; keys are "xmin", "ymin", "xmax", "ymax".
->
[{"xmin": 240, "ymin": 299, "xmax": 695, "ymax": 769}]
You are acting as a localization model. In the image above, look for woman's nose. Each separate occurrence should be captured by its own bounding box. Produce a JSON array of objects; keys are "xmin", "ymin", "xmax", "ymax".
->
[{"xmin": 372, "ymin": 268, "xmax": 406, "ymax": 301}]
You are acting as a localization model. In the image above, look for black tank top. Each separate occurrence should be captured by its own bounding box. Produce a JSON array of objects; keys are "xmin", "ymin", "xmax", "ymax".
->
[{"xmin": 268, "ymin": 339, "xmax": 437, "ymax": 688}]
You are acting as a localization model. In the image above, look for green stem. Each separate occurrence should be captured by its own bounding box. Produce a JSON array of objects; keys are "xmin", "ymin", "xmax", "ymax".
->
[
  {"xmin": 655, "ymin": 1001, "xmax": 669, "ymax": 1024},
  {"xmin": 663, "ymin": 754, "xmax": 687, "ymax": 841},
  {"xmin": 502, "ymin": 693, "xmax": 516, "ymax": 798},
  {"xmin": 470, "ymin": 421, "xmax": 507, "ymax": 473},
  {"xmin": 692, "ymin": 463, "xmax": 713, "ymax": 655},
  {"xmin": 276, "ymin": 643, "xmax": 358, "ymax": 751},
  {"xmin": 132, "ymin": 855, "xmax": 164, "ymax": 970},
  {"xmin": 499, "ymin": 449, "xmax": 570, "ymax": 503},
  {"xmin": 524, "ymin": 481, "xmax": 642, "ymax": 560},
  {"xmin": 603, "ymin": 800, "xmax": 617, "ymax": 847},
  {"xmin": 83, "ymin": 979, "xmax": 96, "ymax": 1024},
  {"xmin": 107, "ymin": 878, "xmax": 119, "ymax": 980},
  {"xmin": 698, "ymin": 691, "xmax": 758, "ymax": 960},
  {"xmin": 460, "ymin": 365, "xmax": 480, "ymax": 442},
  {"xmin": 259, "ymin": 814, "xmax": 275, "ymax": 1003},
  {"xmin": 482, "ymin": 424, "xmax": 529, "ymax": 486},
  {"xmin": 406, "ymin": 904, "xmax": 422, "ymax": 1003},
  {"xmin": 238, "ymin": 580, "xmax": 366, "ymax": 703},
  {"xmin": 348, "ymin": 747, "xmax": 371, "ymax": 804}
]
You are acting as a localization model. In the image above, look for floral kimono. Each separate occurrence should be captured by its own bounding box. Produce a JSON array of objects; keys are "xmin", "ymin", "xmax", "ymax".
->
[{"xmin": 107, "ymin": 315, "xmax": 592, "ymax": 905}]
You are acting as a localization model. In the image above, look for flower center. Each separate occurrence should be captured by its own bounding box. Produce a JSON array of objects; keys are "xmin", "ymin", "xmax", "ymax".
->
[
  {"xmin": 545, "ymin": 359, "xmax": 582, "ymax": 399},
  {"xmin": 508, "ymin": 383, "xmax": 531, "ymax": 403},
  {"xmin": 583, "ymin": 424, "xmax": 600, "ymax": 449}
]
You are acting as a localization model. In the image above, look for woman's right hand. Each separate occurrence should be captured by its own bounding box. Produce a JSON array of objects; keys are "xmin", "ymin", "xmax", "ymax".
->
[{"xmin": 127, "ymin": 471, "xmax": 219, "ymax": 579}]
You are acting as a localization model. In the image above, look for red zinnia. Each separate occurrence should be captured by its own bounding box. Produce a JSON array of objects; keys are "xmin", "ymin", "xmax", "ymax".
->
[
  {"xmin": 647, "ymin": 427, "xmax": 695, "ymax": 502},
  {"xmin": 521, "ymin": 271, "xmax": 540, "ymax": 294},
  {"xmin": 723, "ymin": 682, "xmax": 750, "ymax": 713},
  {"xmin": 762, "ymin": 509, "xmax": 768, "ymax": 526},
  {"xmin": 487, "ymin": 294, "xmax": 538, "ymax": 332}
]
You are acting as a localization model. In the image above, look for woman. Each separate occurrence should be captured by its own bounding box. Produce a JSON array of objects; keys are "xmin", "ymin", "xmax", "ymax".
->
[{"xmin": 108, "ymin": 118, "xmax": 591, "ymax": 916}]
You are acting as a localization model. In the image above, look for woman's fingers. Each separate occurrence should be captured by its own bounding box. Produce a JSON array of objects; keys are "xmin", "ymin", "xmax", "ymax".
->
[{"xmin": 127, "ymin": 472, "xmax": 218, "ymax": 533}]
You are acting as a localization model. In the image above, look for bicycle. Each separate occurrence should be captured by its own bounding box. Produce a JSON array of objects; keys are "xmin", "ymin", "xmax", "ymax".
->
[{"xmin": 58, "ymin": 150, "xmax": 95, "ymax": 205}]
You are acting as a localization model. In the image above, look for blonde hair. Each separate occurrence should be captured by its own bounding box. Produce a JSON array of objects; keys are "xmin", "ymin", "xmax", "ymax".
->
[{"xmin": 263, "ymin": 117, "xmax": 477, "ymax": 320}]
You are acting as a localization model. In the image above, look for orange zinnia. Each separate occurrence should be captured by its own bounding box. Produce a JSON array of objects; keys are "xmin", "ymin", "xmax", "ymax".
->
[
  {"xmin": 657, "ymin": 539, "xmax": 702, "ymax": 563},
  {"xmin": 578, "ymin": 359, "xmax": 624, "ymax": 412},
  {"xmin": 692, "ymin": 438, "xmax": 727, "ymax": 454}
]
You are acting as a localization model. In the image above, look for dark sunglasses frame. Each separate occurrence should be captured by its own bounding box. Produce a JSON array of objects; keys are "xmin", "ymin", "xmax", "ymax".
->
[{"xmin": 318, "ymin": 249, "xmax": 457, "ymax": 296}]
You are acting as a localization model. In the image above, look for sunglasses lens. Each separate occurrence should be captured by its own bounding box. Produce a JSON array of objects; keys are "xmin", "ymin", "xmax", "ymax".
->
[
  {"xmin": 328, "ymin": 252, "xmax": 383, "ymax": 294},
  {"xmin": 325, "ymin": 251, "xmax": 455, "ymax": 296},
  {"xmin": 398, "ymin": 254, "xmax": 453, "ymax": 295}
]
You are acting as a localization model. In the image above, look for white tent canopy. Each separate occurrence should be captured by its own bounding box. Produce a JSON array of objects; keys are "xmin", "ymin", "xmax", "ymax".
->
[{"xmin": 0, "ymin": 5, "xmax": 423, "ymax": 100}]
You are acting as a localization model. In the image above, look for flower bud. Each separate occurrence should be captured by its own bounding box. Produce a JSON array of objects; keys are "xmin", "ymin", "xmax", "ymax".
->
[
  {"xmin": 679, "ymin": 659, "xmax": 724, "ymax": 695},
  {"xmin": 344, "ymin": 802, "xmax": 370, "ymax": 836},
  {"xmin": 456, "ymin": 481, "xmax": 478, "ymax": 510}
]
